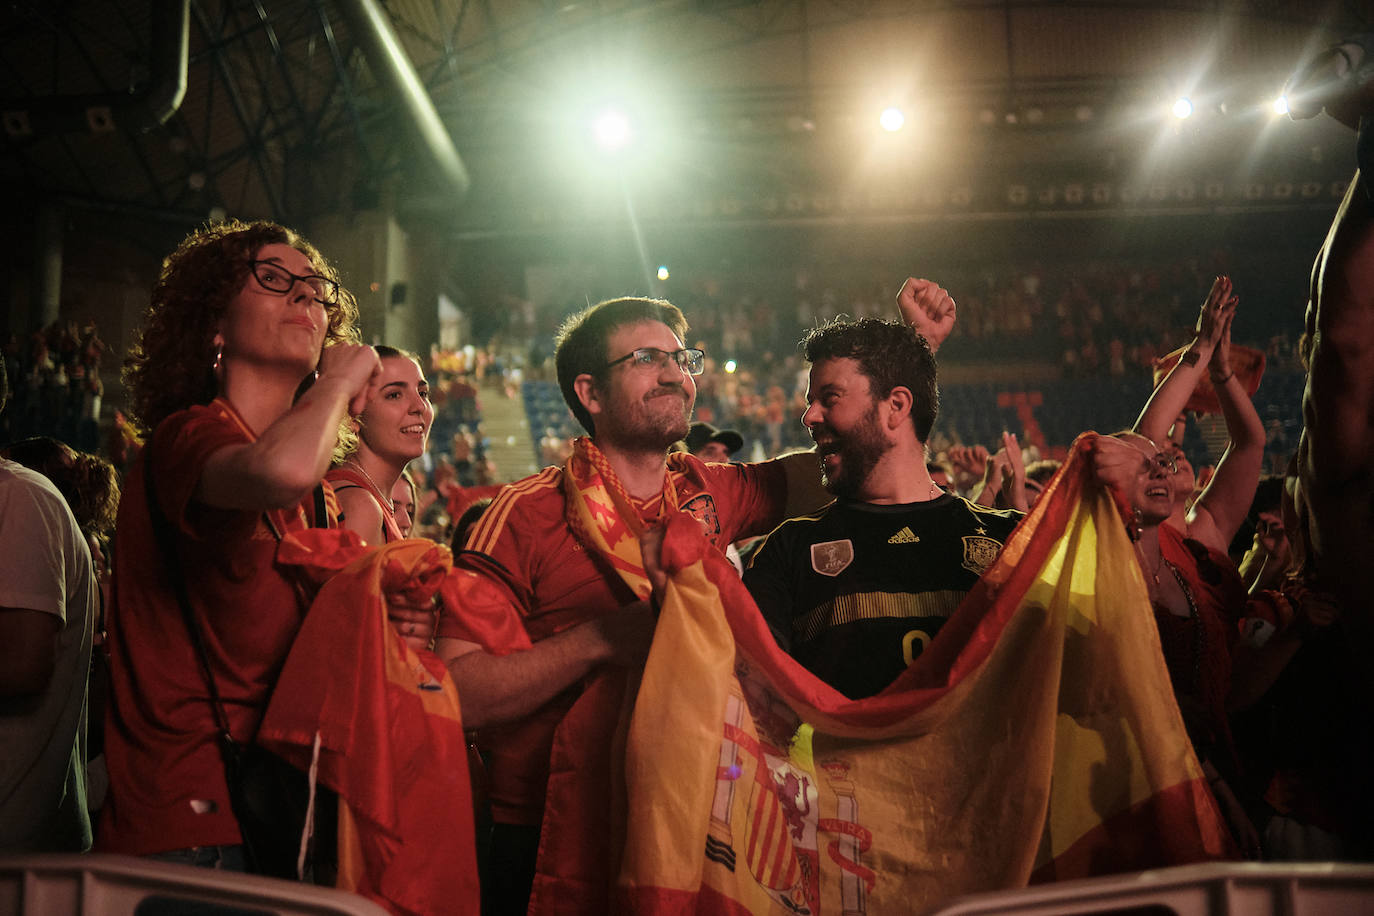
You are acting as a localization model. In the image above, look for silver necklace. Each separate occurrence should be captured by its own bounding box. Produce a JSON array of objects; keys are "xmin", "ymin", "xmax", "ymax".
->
[
  {"xmin": 1162, "ymin": 558, "xmax": 1203, "ymax": 687},
  {"xmin": 346, "ymin": 459, "xmax": 394, "ymax": 511},
  {"xmin": 1136, "ymin": 541, "xmax": 1165, "ymax": 585}
]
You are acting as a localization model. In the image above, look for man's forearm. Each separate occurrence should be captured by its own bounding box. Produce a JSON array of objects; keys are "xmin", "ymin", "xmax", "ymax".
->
[{"xmin": 440, "ymin": 621, "xmax": 611, "ymax": 730}]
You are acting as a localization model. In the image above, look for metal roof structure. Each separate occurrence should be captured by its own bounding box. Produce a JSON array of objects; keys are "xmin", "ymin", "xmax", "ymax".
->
[{"xmin": 1, "ymin": 1, "xmax": 1364, "ymax": 237}]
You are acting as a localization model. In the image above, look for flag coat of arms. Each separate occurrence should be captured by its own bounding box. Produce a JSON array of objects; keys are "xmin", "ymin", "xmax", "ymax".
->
[{"xmin": 530, "ymin": 435, "xmax": 1236, "ymax": 915}]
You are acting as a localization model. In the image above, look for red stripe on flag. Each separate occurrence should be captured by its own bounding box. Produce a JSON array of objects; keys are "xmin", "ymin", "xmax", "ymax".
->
[
  {"xmin": 1031, "ymin": 777, "xmax": 1235, "ymax": 883},
  {"xmin": 768, "ymin": 804, "xmax": 790, "ymax": 887},
  {"xmin": 744, "ymin": 785, "xmax": 768, "ymax": 871}
]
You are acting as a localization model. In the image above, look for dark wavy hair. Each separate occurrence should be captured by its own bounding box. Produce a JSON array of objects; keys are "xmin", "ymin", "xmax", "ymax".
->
[
  {"xmin": 1, "ymin": 436, "xmax": 120, "ymax": 537},
  {"xmin": 554, "ymin": 297, "xmax": 689, "ymax": 436},
  {"xmin": 123, "ymin": 219, "xmax": 360, "ymax": 432},
  {"xmin": 801, "ymin": 317, "xmax": 939, "ymax": 442}
]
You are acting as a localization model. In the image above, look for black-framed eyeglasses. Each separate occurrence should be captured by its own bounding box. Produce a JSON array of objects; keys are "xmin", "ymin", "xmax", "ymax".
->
[
  {"xmin": 604, "ymin": 346, "xmax": 705, "ymax": 376},
  {"xmin": 250, "ymin": 259, "xmax": 340, "ymax": 305}
]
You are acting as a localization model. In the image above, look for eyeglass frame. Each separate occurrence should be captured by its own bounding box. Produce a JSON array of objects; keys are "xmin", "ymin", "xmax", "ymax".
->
[
  {"xmin": 602, "ymin": 346, "xmax": 706, "ymax": 376},
  {"xmin": 1145, "ymin": 452, "xmax": 1179, "ymax": 475},
  {"xmin": 248, "ymin": 259, "xmax": 341, "ymax": 305}
]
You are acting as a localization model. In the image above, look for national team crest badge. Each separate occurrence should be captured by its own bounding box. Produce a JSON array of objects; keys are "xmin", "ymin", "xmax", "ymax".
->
[
  {"xmin": 681, "ymin": 493, "xmax": 722, "ymax": 539},
  {"xmin": 810, "ymin": 539, "xmax": 853, "ymax": 577},
  {"xmin": 961, "ymin": 535, "xmax": 1002, "ymax": 575}
]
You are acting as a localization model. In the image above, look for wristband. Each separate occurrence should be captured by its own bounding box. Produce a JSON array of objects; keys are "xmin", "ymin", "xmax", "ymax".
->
[
  {"xmin": 1181, "ymin": 349, "xmax": 1202, "ymax": 367},
  {"xmin": 1209, "ymin": 370, "xmax": 1234, "ymax": 385}
]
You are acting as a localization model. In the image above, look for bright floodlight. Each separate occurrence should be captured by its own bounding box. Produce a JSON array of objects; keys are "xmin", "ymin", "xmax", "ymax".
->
[
  {"xmin": 1273, "ymin": 95, "xmax": 1289, "ymax": 116},
  {"xmin": 657, "ymin": 265, "xmax": 670, "ymax": 280},
  {"xmin": 723, "ymin": 359, "xmax": 737, "ymax": 374},
  {"xmin": 593, "ymin": 109, "xmax": 632, "ymax": 151},
  {"xmin": 1172, "ymin": 97, "xmax": 1194, "ymax": 119},
  {"xmin": 879, "ymin": 107, "xmax": 905, "ymax": 132}
]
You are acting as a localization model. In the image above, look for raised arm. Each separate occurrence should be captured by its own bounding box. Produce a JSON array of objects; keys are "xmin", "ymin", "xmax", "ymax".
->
[
  {"xmin": 197, "ymin": 343, "xmax": 381, "ymax": 511},
  {"xmin": 1135, "ymin": 277, "xmax": 1263, "ymax": 552},
  {"xmin": 1136, "ymin": 276, "xmax": 1235, "ymax": 445},
  {"xmin": 895, "ymin": 278, "xmax": 956, "ymax": 353},
  {"xmin": 1189, "ymin": 305, "xmax": 1266, "ymax": 553}
]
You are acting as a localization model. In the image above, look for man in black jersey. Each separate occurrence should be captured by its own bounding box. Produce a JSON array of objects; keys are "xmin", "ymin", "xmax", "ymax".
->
[{"xmin": 743, "ymin": 317, "xmax": 1023, "ymax": 699}]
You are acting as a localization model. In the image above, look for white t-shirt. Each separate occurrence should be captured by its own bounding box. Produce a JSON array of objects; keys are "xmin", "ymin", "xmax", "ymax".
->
[{"xmin": 0, "ymin": 458, "xmax": 96, "ymax": 852}]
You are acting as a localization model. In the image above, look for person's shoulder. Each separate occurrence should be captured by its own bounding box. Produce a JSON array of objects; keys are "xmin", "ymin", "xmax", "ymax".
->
[
  {"xmin": 489, "ymin": 466, "xmax": 564, "ymax": 509},
  {"xmin": 0, "ymin": 458, "xmax": 63, "ymax": 506},
  {"xmin": 750, "ymin": 503, "xmax": 835, "ymax": 552},
  {"xmin": 151, "ymin": 400, "xmax": 247, "ymax": 453},
  {"xmin": 673, "ymin": 452, "xmax": 797, "ymax": 512},
  {"xmin": 949, "ymin": 494, "xmax": 1024, "ymax": 528},
  {"xmin": 157, "ymin": 400, "xmax": 230, "ymax": 432},
  {"xmin": 462, "ymin": 466, "xmax": 566, "ymax": 555},
  {"xmin": 772, "ymin": 502, "xmax": 835, "ymax": 528},
  {"xmin": 0, "ymin": 459, "xmax": 81, "ymax": 538}
]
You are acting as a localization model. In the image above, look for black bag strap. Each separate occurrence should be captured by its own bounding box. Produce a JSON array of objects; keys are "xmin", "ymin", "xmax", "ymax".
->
[
  {"xmin": 142, "ymin": 436, "xmax": 330, "ymax": 878},
  {"xmin": 142, "ymin": 444, "xmax": 236, "ymax": 743},
  {"xmin": 142, "ymin": 440, "xmax": 330, "ymax": 743}
]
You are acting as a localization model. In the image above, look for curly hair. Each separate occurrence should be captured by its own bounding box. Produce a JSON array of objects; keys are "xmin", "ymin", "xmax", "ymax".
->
[
  {"xmin": 554, "ymin": 297, "xmax": 689, "ymax": 436},
  {"xmin": 801, "ymin": 317, "xmax": 939, "ymax": 442},
  {"xmin": 123, "ymin": 219, "xmax": 360, "ymax": 432},
  {"xmin": 0, "ymin": 437, "xmax": 120, "ymax": 537}
]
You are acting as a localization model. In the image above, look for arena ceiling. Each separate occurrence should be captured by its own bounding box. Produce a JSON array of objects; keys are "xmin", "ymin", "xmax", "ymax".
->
[{"xmin": 0, "ymin": 0, "xmax": 1366, "ymax": 236}]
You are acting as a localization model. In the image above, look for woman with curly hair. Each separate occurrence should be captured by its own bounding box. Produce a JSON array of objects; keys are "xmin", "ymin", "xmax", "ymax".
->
[{"xmin": 97, "ymin": 220, "xmax": 380, "ymax": 870}]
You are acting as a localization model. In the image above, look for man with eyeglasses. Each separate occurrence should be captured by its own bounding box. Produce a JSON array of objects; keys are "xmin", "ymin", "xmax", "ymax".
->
[{"xmin": 435, "ymin": 283, "xmax": 954, "ymax": 913}]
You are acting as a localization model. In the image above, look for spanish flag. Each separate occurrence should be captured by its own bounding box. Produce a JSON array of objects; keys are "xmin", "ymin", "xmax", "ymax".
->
[
  {"xmin": 1152, "ymin": 343, "xmax": 1265, "ymax": 415},
  {"xmin": 531, "ymin": 434, "xmax": 1235, "ymax": 915},
  {"xmin": 260, "ymin": 533, "xmax": 528, "ymax": 916}
]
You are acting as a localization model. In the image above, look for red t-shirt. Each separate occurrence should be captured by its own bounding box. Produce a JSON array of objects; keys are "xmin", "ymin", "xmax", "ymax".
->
[
  {"xmin": 98, "ymin": 399, "xmax": 335, "ymax": 855},
  {"xmin": 443, "ymin": 453, "xmax": 788, "ymax": 824},
  {"xmin": 1156, "ymin": 523, "xmax": 1246, "ymax": 776}
]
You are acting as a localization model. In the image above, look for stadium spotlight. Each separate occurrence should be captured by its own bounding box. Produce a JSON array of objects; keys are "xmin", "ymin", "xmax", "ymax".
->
[
  {"xmin": 1272, "ymin": 95, "xmax": 1289, "ymax": 116},
  {"xmin": 723, "ymin": 359, "xmax": 737, "ymax": 374},
  {"xmin": 879, "ymin": 107, "xmax": 905, "ymax": 132},
  {"xmin": 1172, "ymin": 97, "xmax": 1194, "ymax": 119},
  {"xmin": 657, "ymin": 265, "xmax": 670, "ymax": 280},
  {"xmin": 593, "ymin": 108, "xmax": 632, "ymax": 152}
]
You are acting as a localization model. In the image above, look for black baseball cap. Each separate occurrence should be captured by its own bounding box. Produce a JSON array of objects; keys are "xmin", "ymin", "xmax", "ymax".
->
[{"xmin": 684, "ymin": 421, "xmax": 744, "ymax": 457}]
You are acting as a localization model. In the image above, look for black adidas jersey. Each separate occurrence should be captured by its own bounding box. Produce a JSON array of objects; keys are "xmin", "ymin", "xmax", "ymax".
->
[{"xmin": 743, "ymin": 492, "xmax": 1022, "ymax": 699}]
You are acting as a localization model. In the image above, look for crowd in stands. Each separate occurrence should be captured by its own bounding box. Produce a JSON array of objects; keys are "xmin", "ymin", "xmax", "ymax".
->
[
  {"xmin": 519, "ymin": 254, "xmax": 1309, "ymax": 480},
  {"xmin": 1, "ymin": 320, "xmax": 108, "ymax": 454}
]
